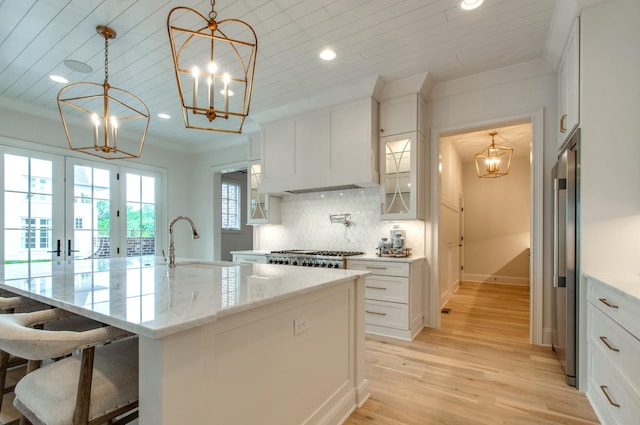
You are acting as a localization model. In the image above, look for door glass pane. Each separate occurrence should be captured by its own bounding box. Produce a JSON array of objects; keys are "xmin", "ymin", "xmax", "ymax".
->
[
  {"xmin": 383, "ymin": 138, "xmax": 412, "ymax": 214},
  {"xmin": 3, "ymin": 153, "xmax": 54, "ymax": 276},
  {"xmin": 126, "ymin": 173, "xmax": 156, "ymax": 259},
  {"xmin": 73, "ymin": 164, "xmax": 111, "ymax": 259}
]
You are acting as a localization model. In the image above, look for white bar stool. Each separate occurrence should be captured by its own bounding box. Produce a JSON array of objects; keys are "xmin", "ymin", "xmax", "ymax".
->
[{"xmin": 0, "ymin": 309, "xmax": 138, "ymax": 425}]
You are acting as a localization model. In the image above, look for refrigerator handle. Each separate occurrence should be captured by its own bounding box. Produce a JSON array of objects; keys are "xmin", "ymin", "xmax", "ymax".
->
[{"xmin": 554, "ymin": 176, "xmax": 567, "ymax": 288}]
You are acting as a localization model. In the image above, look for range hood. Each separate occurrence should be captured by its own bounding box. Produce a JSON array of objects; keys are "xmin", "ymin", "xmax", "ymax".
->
[{"xmin": 285, "ymin": 184, "xmax": 363, "ymax": 195}]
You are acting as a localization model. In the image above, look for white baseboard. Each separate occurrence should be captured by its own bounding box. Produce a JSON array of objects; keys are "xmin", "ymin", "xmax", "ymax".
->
[
  {"xmin": 542, "ymin": 327, "xmax": 554, "ymax": 346},
  {"xmin": 451, "ymin": 279, "xmax": 460, "ymax": 293},
  {"xmin": 440, "ymin": 289, "xmax": 450, "ymax": 309},
  {"xmin": 464, "ymin": 273, "xmax": 530, "ymax": 286}
]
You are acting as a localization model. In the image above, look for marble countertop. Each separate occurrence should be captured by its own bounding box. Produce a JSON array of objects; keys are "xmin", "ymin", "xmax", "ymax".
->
[
  {"xmin": 0, "ymin": 257, "xmax": 368, "ymax": 339},
  {"xmin": 584, "ymin": 273, "xmax": 640, "ymax": 303}
]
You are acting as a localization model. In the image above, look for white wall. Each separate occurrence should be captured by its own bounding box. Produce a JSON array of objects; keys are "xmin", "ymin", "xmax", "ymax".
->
[
  {"xmin": 462, "ymin": 156, "xmax": 531, "ymax": 285},
  {"xmin": 438, "ymin": 137, "xmax": 463, "ymax": 306},
  {"xmin": 188, "ymin": 141, "xmax": 249, "ymax": 260},
  {"xmin": 426, "ymin": 58, "xmax": 556, "ymax": 339},
  {"xmin": 578, "ymin": 0, "xmax": 640, "ymax": 389}
]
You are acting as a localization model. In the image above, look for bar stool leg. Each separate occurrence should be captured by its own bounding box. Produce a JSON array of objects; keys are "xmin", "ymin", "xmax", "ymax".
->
[{"xmin": 0, "ymin": 350, "xmax": 8, "ymax": 413}]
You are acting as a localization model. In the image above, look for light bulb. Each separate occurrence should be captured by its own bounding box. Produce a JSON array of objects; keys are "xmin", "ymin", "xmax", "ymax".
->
[
  {"xmin": 110, "ymin": 116, "xmax": 118, "ymax": 128},
  {"xmin": 223, "ymin": 73, "xmax": 231, "ymax": 84},
  {"xmin": 91, "ymin": 113, "xmax": 100, "ymax": 126},
  {"xmin": 192, "ymin": 66, "xmax": 200, "ymax": 78},
  {"xmin": 208, "ymin": 62, "xmax": 218, "ymax": 74}
]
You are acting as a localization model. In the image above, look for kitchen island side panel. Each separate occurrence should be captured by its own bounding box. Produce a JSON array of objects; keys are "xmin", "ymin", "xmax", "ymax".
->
[{"xmin": 139, "ymin": 278, "xmax": 367, "ymax": 425}]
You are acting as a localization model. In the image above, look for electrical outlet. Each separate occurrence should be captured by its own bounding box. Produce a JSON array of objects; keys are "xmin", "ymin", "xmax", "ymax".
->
[{"xmin": 294, "ymin": 316, "xmax": 310, "ymax": 335}]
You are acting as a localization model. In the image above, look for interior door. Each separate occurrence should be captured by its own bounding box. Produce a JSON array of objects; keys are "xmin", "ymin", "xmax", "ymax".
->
[{"xmin": 1, "ymin": 148, "xmax": 64, "ymax": 279}]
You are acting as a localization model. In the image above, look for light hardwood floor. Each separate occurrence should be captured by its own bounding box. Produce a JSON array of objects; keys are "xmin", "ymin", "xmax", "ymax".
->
[{"xmin": 344, "ymin": 282, "xmax": 600, "ymax": 425}]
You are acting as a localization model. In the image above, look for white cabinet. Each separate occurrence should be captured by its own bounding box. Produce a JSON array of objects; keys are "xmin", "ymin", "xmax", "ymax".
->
[
  {"xmin": 261, "ymin": 119, "xmax": 295, "ymax": 190},
  {"xmin": 380, "ymin": 131, "xmax": 425, "ymax": 220},
  {"xmin": 329, "ymin": 100, "xmax": 379, "ymax": 186},
  {"xmin": 379, "ymin": 94, "xmax": 425, "ymax": 137},
  {"xmin": 294, "ymin": 111, "xmax": 330, "ymax": 184},
  {"xmin": 247, "ymin": 162, "xmax": 280, "ymax": 225},
  {"xmin": 260, "ymin": 97, "xmax": 378, "ymax": 194},
  {"xmin": 586, "ymin": 276, "xmax": 640, "ymax": 425},
  {"xmin": 557, "ymin": 17, "xmax": 580, "ymax": 150},
  {"xmin": 232, "ymin": 252, "xmax": 267, "ymax": 264},
  {"xmin": 347, "ymin": 257, "xmax": 424, "ymax": 341},
  {"xmin": 247, "ymin": 132, "xmax": 262, "ymax": 161}
]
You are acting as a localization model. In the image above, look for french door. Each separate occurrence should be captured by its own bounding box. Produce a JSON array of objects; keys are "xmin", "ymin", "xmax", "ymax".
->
[
  {"xmin": 66, "ymin": 159, "xmax": 118, "ymax": 260},
  {"xmin": 2, "ymin": 146, "xmax": 161, "ymax": 279},
  {"xmin": 2, "ymin": 148, "xmax": 64, "ymax": 279}
]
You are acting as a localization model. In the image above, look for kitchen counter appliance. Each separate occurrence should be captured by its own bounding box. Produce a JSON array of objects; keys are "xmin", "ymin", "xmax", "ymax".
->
[{"xmin": 266, "ymin": 250, "xmax": 364, "ymax": 268}]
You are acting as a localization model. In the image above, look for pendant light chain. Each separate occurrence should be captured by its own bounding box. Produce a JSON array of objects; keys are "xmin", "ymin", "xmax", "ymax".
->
[
  {"xmin": 104, "ymin": 33, "xmax": 110, "ymax": 85},
  {"xmin": 209, "ymin": 0, "xmax": 217, "ymax": 20}
]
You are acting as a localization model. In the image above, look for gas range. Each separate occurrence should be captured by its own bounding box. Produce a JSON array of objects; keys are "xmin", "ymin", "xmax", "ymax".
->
[{"xmin": 266, "ymin": 250, "xmax": 364, "ymax": 269}]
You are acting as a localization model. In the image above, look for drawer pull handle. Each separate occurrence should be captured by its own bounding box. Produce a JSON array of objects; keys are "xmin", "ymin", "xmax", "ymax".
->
[
  {"xmin": 366, "ymin": 286, "xmax": 387, "ymax": 290},
  {"xmin": 599, "ymin": 336, "xmax": 620, "ymax": 352},
  {"xmin": 365, "ymin": 266, "xmax": 387, "ymax": 270},
  {"xmin": 598, "ymin": 298, "xmax": 619, "ymax": 309},
  {"xmin": 600, "ymin": 385, "xmax": 621, "ymax": 408},
  {"xmin": 365, "ymin": 310, "xmax": 387, "ymax": 316}
]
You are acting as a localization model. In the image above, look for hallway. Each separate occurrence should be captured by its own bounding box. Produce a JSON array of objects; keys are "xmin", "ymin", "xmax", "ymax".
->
[{"xmin": 345, "ymin": 282, "xmax": 598, "ymax": 424}]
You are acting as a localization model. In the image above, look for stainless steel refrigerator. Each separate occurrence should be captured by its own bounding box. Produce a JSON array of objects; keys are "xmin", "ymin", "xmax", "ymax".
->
[{"xmin": 552, "ymin": 129, "xmax": 579, "ymax": 387}]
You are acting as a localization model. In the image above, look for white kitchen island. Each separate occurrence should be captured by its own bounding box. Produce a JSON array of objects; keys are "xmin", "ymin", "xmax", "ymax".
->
[{"xmin": 0, "ymin": 257, "xmax": 370, "ymax": 425}]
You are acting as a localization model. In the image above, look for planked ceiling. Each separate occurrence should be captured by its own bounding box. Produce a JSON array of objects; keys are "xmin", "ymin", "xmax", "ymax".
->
[{"xmin": 0, "ymin": 0, "xmax": 560, "ymax": 153}]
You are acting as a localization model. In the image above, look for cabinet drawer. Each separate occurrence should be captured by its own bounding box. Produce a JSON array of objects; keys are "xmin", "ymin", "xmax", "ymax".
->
[
  {"xmin": 589, "ymin": 342, "xmax": 640, "ymax": 425},
  {"xmin": 348, "ymin": 260, "xmax": 409, "ymax": 277},
  {"xmin": 364, "ymin": 300, "xmax": 408, "ymax": 330},
  {"xmin": 232, "ymin": 254, "xmax": 267, "ymax": 264},
  {"xmin": 588, "ymin": 278, "xmax": 640, "ymax": 338},
  {"xmin": 364, "ymin": 275, "xmax": 408, "ymax": 303},
  {"xmin": 589, "ymin": 304, "xmax": 640, "ymax": 396}
]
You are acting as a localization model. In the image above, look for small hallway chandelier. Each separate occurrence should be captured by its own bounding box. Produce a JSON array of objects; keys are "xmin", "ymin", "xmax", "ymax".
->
[
  {"xmin": 57, "ymin": 26, "xmax": 150, "ymax": 160},
  {"xmin": 167, "ymin": 0, "xmax": 258, "ymax": 134},
  {"xmin": 474, "ymin": 132, "xmax": 513, "ymax": 178}
]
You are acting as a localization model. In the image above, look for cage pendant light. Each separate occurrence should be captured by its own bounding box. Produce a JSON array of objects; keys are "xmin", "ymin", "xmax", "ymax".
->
[
  {"xmin": 167, "ymin": 0, "xmax": 258, "ymax": 134},
  {"xmin": 57, "ymin": 26, "xmax": 150, "ymax": 160},
  {"xmin": 474, "ymin": 132, "xmax": 513, "ymax": 178}
]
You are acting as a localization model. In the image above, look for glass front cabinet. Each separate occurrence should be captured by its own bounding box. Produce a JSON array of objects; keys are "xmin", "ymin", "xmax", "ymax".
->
[
  {"xmin": 247, "ymin": 161, "xmax": 280, "ymax": 225},
  {"xmin": 380, "ymin": 132, "xmax": 424, "ymax": 220}
]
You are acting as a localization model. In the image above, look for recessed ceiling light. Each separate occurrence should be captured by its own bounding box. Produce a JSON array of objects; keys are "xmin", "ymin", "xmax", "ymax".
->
[
  {"xmin": 49, "ymin": 75, "xmax": 68, "ymax": 84},
  {"xmin": 319, "ymin": 48, "xmax": 336, "ymax": 61},
  {"xmin": 158, "ymin": 113, "xmax": 171, "ymax": 119},
  {"xmin": 460, "ymin": 0, "xmax": 484, "ymax": 10},
  {"xmin": 64, "ymin": 59, "xmax": 93, "ymax": 73}
]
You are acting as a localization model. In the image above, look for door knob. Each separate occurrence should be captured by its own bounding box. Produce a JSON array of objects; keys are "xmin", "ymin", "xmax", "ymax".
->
[
  {"xmin": 47, "ymin": 239, "xmax": 62, "ymax": 257},
  {"xmin": 67, "ymin": 240, "xmax": 80, "ymax": 257}
]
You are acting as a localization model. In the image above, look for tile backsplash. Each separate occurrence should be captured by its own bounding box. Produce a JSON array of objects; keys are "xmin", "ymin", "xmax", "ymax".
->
[{"xmin": 256, "ymin": 187, "xmax": 425, "ymax": 255}]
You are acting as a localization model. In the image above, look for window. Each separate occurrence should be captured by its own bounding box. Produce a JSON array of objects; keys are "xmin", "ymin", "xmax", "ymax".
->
[
  {"xmin": 75, "ymin": 218, "xmax": 83, "ymax": 229},
  {"xmin": 221, "ymin": 181, "xmax": 240, "ymax": 230},
  {"xmin": 22, "ymin": 218, "xmax": 36, "ymax": 249},
  {"xmin": 39, "ymin": 218, "xmax": 50, "ymax": 248}
]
